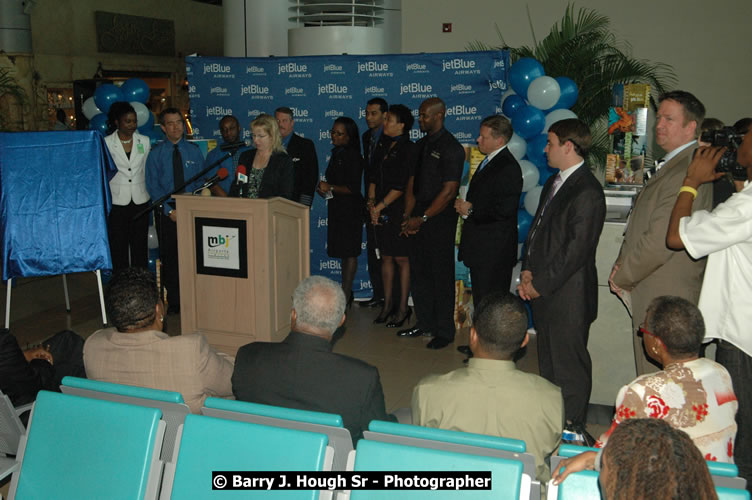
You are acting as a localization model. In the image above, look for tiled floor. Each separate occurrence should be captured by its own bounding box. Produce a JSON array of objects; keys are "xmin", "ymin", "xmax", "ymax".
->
[{"xmin": 3, "ymin": 271, "xmax": 609, "ymax": 432}]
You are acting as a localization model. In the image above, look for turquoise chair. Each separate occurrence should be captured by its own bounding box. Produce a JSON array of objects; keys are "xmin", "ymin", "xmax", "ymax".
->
[
  {"xmin": 8, "ymin": 390, "xmax": 165, "ymax": 500},
  {"xmin": 345, "ymin": 439, "xmax": 529, "ymax": 500},
  {"xmin": 161, "ymin": 414, "xmax": 334, "ymax": 499},
  {"xmin": 60, "ymin": 375, "xmax": 190, "ymax": 462},
  {"xmin": 717, "ymin": 487, "xmax": 752, "ymax": 500},
  {"xmin": 548, "ymin": 469, "xmax": 601, "ymax": 500},
  {"xmin": 364, "ymin": 420, "xmax": 538, "ymax": 500},
  {"xmin": 553, "ymin": 443, "xmax": 747, "ymax": 490},
  {"xmin": 202, "ymin": 397, "xmax": 353, "ymax": 471}
]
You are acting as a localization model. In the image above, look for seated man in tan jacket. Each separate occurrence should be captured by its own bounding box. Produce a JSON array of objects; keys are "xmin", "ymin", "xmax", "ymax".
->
[{"xmin": 84, "ymin": 267, "xmax": 233, "ymax": 413}]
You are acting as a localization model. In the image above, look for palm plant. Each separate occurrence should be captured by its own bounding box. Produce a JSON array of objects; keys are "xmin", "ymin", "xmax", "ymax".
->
[
  {"xmin": 0, "ymin": 67, "xmax": 27, "ymax": 131},
  {"xmin": 468, "ymin": 4, "xmax": 678, "ymax": 170}
]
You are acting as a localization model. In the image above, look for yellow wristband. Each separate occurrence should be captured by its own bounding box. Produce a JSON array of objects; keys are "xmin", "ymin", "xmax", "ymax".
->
[{"xmin": 679, "ymin": 186, "xmax": 698, "ymax": 199}]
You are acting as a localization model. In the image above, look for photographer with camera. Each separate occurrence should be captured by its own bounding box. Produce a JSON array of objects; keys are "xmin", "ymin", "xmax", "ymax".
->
[{"xmin": 666, "ymin": 121, "xmax": 752, "ymax": 489}]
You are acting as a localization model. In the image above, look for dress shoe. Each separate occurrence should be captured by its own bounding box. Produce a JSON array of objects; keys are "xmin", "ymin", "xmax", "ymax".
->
[
  {"xmin": 359, "ymin": 297, "xmax": 384, "ymax": 308},
  {"xmin": 426, "ymin": 338, "xmax": 451, "ymax": 349},
  {"xmin": 456, "ymin": 345, "xmax": 473, "ymax": 356},
  {"xmin": 396, "ymin": 326, "xmax": 427, "ymax": 338}
]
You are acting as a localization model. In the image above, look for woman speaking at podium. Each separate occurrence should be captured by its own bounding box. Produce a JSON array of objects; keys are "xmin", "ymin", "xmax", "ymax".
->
[
  {"xmin": 232, "ymin": 114, "xmax": 294, "ymax": 200},
  {"xmin": 105, "ymin": 102, "xmax": 151, "ymax": 271}
]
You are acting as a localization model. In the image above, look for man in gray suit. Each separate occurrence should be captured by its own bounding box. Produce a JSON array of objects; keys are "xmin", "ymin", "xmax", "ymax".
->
[{"xmin": 610, "ymin": 91, "xmax": 711, "ymax": 375}]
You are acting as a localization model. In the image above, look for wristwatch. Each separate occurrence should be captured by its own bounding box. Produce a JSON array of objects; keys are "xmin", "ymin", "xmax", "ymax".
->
[
  {"xmin": 467, "ymin": 208, "xmax": 474, "ymax": 217},
  {"xmin": 422, "ymin": 214, "xmax": 429, "ymax": 223}
]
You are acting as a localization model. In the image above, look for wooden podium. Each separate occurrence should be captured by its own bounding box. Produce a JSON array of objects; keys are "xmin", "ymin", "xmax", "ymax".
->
[{"xmin": 174, "ymin": 195, "xmax": 310, "ymax": 355}]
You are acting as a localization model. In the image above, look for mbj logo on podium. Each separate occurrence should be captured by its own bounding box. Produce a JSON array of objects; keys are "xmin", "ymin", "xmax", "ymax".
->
[{"xmin": 203, "ymin": 225, "xmax": 241, "ymax": 270}]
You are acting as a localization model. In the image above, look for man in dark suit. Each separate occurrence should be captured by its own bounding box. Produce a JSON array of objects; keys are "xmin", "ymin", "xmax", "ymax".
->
[
  {"xmin": 518, "ymin": 118, "xmax": 605, "ymax": 443},
  {"xmin": 360, "ymin": 97, "xmax": 389, "ymax": 308},
  {"xmin": 275, "ymin": 106, "xmax": 319, "ymax": 207},
  {"xmin": 455, "ymin": 115, "xmax": 522, "ymax": 359},
  {"xmin": 232, "ymin": 276, "xmax": 395, "ymax": 441}
]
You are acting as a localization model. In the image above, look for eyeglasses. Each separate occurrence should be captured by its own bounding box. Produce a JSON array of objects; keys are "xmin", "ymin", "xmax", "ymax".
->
[{"xmin": 638, "ymin": 326, "xmax": 656, "ymax": 339}]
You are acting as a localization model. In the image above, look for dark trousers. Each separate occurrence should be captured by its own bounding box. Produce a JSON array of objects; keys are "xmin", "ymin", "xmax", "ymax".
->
[
  {"xmin": 156, "ymin": 212, "xmax": 180, "ymax": 309},
  {"xmin": 409, "ymin": 209, "xmax": 457, "ymax": 341},
  {"xmin": 45, "ymin": 329, "xmax": 87, "ymax": 389},
  {"xmin": 716, "ymin": 340, "xmax": 752, "ymax": 492},
  {"xmin": 469, "ymin": 261, "xmax": 513, "ymax": 307},
  {"xmin": 533, "ymin": 303, "xmax": 592, "ymax": 425},
  {"xmin": 108, "ymin": 201, "xmax": 150, "ymax": 271},
  {"xmin": 365, "ymin": 222, "xmax": 384, "ymax": 299}
]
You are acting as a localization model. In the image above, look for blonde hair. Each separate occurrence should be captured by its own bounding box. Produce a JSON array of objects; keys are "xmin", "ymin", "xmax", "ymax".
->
[{"xmin": 251, "ymin": 113, "xmax": 285, "ymax": 153}]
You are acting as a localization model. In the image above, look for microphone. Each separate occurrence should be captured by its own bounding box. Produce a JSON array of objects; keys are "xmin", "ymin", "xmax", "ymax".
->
[
  {"xmin": 230, "ymin": 165, "xmax": 248, "ymax": 198},
  {"xmin": 219, "ymin": 139, "xmax": 252, "ymax": 151},
  {"xmin": 236, "ymin": 164, "xmax": 248, "ymax": 184},
  {"xmin": 194, "ymin": 167, "xmax": 229, "ymax": 193}
]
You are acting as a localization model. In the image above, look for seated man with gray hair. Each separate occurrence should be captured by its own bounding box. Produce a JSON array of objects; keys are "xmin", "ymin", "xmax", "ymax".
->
[{"xmin": 232, "ymin": 275, "xmax": 395, "ymax": 441}]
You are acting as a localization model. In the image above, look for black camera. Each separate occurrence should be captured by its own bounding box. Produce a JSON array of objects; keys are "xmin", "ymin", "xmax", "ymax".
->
[{"xmin": 700, "ymin": 127, "xmax": 747, "ymax": 180}]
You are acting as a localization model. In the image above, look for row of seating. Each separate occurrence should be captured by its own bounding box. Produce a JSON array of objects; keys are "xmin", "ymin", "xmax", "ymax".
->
[{"xmin": 2, "ymin": 377, "xmax": 748, "ymax": 499}]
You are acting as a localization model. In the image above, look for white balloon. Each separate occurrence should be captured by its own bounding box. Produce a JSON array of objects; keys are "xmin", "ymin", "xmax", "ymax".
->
[
  {"xmin": 501, "ymin": 88, "xmax": 517, "ymax": 107},
  {"xmin": 510, "ymin": 260, "xmax": 523, "ymax": 294},
  {"xmin": 527, "ymin": 76, "xmax": 561, "ymax": 110},
  {"xmin": 82, "ymin": 96, "xmax": 101, "ymax": 120},
  {"xmin": 524, "ymin": 185, "xmax": 544, "ymax": 216},
  {"xmin": 520, "ymin": 160, "xmax": 540, "ymax": 192},
  {"xmin": 130, "ymin": 101, "xmax": 150, "ymax": 127},
  {"xmin": 147, "ymin": 225, "xmax": 159, "ymax": 249},
  {"xmin": 507, "ymin": 133, "xmax": 527, "ymax": 161},
  {"xmin": 543, "ymin": 109, "xmax": 578, "ymax": 134}
]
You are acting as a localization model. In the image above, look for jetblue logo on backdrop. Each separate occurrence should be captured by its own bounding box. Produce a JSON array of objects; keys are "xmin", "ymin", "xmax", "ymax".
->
[
  {"xmin": 442, "ymin": 58, "xmax": 480, "ymax": 75},
  {"xmin": 246, "ymin": 65, "xmax": 266, "ymax": 75},
  {"xmin": 324, "ymin": 64, "xmax": 344, "ymax": 74},
  {"xmin": 446, "ymin": 104, "xmax": 479, "ymax": 121},
  {"xmin": 206, "ymin": 106, "xmax": 232, "ymax": 117},
  {"xmin": 210, "ymin": 86, "xmax": 229, "ymax": 96},
  {"xmin": 285, "ymin": 86, "xmax": 305, "ymax": 96},
  {"xmin": 400, "ymin": 82, "xmax": 433, "ymax": 98},
  {"xmin": 406, "ymin": 62, "xmax": 428, "ymax": 73},
  {"xmin": 318, "ymin": 83, "xmax": 351, "ymax": 99},
  {"xmin": 289, "ymin": 107, "xmax": 312, "ymax": 124},
  {"xmin": 203, "ymin": 63, "xmax": 234, "ymax": 78},
  {"xmin": 488, "ymin": 79, "xmax": 506, "ymax": 91},
  {"xmin": 357, "ymin": 61, "xmax": 393, "ymax": 77},
  {"xmin": 454, "ymin": 131, "xmax": 475, "ymax": 142},
  {"xmin": 247, "ymin": 109, "xmax": 262, "ymax": 118},
  {"xmin": 241, "ymin": 84, "xmax": 272, "ymax": 100},
  {"xmin": 319, "ymin": 129, "xmax": 331, "ymax": 141},
  {"xmin": 319, "ymin": 259, "xmax": 341, "ymax": 271},
  {"xmin": 409, "ymin": 129, "xmax": 424, "ymax": 141},
  {"xmin": 450, "ymin": 83, "xmax": 474, "ymax": 95},
  {"xmin": 316, "ymin": 217, "xmax": 329, "ymax": 229},
  {"xmin": 493, "ymin": 59, "xmax": 505, "ymax": 68},
  {"xmin": 278, "ymin": 62, "xmax": 311, "ymax": 78},
  {"xmin": 188, "ymin": 85, "xmax": 199, "ymax": 99},
  {"xmin": 324, "ymin": 109, "xmax": 344, "ymax": 118},
  {"xmin": 364, "ymin": 85, "xmax": 386, "ymax": 96},
  {"xmin": 242, "ymin": 129, "xmax": 251, "ymax": 139},
  {"xmin": 358, "ymin": 107, "xmax": 366, "ymax": 119}
]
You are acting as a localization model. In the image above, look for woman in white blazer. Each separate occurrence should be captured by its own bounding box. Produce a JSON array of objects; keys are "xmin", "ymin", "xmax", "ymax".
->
[{"xmin": 105, "ymin": 102, "xmax": 151, "ymax": 271}]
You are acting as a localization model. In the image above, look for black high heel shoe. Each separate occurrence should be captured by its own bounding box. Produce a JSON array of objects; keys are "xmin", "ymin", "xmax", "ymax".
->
[
  {"xmin": 373, "ymin": 303, "xmax": 395, "ymax": 324},
  {"xmin": 386, "ymin": 307, "xmax": 412, "ymax": 328}
]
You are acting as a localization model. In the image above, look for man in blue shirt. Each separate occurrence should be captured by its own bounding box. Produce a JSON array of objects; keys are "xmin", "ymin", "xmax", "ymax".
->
[
  {"xmin": 145, "ymin": 107, "xmax": 206, "ymax": 313},
  {"xmin": 205, "ymin": 115, "xmax": 251, "ymax": 196}
]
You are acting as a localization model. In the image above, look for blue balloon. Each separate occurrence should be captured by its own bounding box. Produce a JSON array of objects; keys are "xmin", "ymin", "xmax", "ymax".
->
[
  {"xmin": 88, "ymin": 113, "xmax": 109, "ymax": 134},
  {"xmin": 511, "ymin": 106, "xmax": 545, "ymax": 139},
  {"xmin": 517, "ymin": 209, "xmax": 534, "ymax": 243},
  {"xmin": 518, "ymin": 191, "xmax": 527, "ymax": 209},
  {"xmin": 509, "ymin": 57, "xmax": 545, "ymax": 97},
  {"xmin": 526, "ymin": 134, "xmax": 548, "ymax": 168},
  {"xmin": 550, "ymin": 76, "xmax": 578, "ymax": 110},
  {"xmin": 137, "ymin": 112, "xmax": 154, "ymax": 133},
  {"xmin": 502, "ymin": 95, "xmax": 526, "ymax": 118},
  {"xmin": 94, "ymin": 84, "xmax": 125, "ymax": 114},
  {"xmin": 120, "ymin": 78, "xmax": 150, "ymax": 104}
]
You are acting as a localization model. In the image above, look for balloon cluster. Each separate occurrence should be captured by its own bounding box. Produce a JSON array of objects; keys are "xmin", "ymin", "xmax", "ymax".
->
[
  {"xmin": 82, "ymin": 79, "xmax": 162, "ymax": 144},
  {"xmin": 503, "ymin": 58, "xmax": 579, "ymax": 245}
]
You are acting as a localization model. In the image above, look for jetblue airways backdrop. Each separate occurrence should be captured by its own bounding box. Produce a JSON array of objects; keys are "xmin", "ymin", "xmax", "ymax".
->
[{"xmin": 186, "ymin": 50, "xmax": 509, "ymax": 297}]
